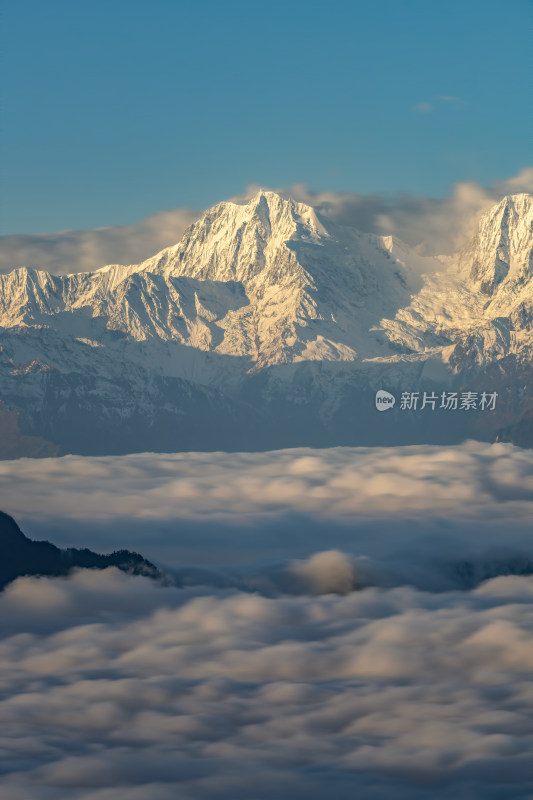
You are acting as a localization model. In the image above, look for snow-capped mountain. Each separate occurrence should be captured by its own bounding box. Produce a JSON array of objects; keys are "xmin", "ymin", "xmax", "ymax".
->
[
  {"xmin": 0, "ymin": 192, "xmax": 435, "ymax": 366},
  {"xmin": 1, "ymin": 191, "xmax": 532, "ymax": 456},
  {"xmin": 381, "ymin": 194, "xmax": 533, "ymax": 364}
]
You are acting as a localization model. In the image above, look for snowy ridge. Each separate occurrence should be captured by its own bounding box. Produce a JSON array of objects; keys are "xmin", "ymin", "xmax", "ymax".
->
[
  {"xmin": 0, "ymin": 190, "xmax": 532, "ymax": 454},
  {"xmin": 0, "ymin": 191, "xmax": 441, "ymax": 371},
  {"xmin": 378, "ymin": 194, "xmax": 533, "ymax": 370}
]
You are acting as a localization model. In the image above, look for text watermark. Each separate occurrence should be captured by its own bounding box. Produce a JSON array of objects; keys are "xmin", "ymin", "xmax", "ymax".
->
[{"xmin": 375, "ymin": 390, "xmax": 498, "ymax": 412}]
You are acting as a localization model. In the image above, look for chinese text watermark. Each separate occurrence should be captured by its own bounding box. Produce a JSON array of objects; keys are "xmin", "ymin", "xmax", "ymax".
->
[{"xmin": 375, "ymin": 389, "xmax": 498, "ymax": 412}]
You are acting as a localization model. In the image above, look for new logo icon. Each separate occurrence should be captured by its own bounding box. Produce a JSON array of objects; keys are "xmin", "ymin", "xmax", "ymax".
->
[{"xmin": 375, "ymin": 389, "xmax": 396, "ymax": 411}]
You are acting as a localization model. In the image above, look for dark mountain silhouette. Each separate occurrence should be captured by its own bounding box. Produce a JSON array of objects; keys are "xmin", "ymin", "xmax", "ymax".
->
[{"xmin": 0, "ymin": 510, "xmax": 163, "ymax": 590}]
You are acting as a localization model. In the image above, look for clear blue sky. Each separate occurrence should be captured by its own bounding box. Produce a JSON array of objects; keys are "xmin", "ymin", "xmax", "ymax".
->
[{"xmin": 1, "ymin": 0, "xmax": 531, "ymax": 234}]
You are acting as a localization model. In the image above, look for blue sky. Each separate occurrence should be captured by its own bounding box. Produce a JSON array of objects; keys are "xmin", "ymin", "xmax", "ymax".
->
[{"xmin": 2, "ymin": 0, "xmax": 531, "ymax": 234}]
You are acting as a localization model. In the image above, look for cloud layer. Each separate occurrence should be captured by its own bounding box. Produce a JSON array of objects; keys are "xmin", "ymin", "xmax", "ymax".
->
[
  {"xmin": 1, "ymin": 168, "xmax": 532, "ymax": 274},
  {"xmin": 1, "ymin": 566, "xmax": 533, "ymax": 799},
  {"xmin": 281, "ymin": 167, "xmax": 533, "ymax": 255},
  {"xmin": 3, "ymin": 441, "xmax": 533, "ymax": 526},
  {"xmin": 2, "ymin": 443, "xmax": 533, "ymax": 797},
  {"xmin": 0, "ymin": 207, "xmax": 199, "ymax": 275},
  {"xmin": 4, "ymin": 441, "xmax": 533, "ymax": 586}
]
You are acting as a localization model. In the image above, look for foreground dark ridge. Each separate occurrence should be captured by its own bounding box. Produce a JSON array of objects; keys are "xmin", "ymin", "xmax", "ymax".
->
[{"xmin": 0, "ymin": 510, "xmax": 163, "ymax": 590}]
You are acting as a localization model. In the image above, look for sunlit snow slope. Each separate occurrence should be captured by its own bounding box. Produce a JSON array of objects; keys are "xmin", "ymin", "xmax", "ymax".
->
[{"xmin": 0, "ymin": 192, "xmax": 532, "ymax": 455}]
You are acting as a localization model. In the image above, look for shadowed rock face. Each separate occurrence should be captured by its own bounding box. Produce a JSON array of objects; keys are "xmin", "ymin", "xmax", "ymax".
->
[
  {"xmin": 0, "ymin": 401, "xmax": 58, "ymax": 458},
  {"xmin": 497, "ymin": 407, "xmax": 533, "ymax": 448},
  {"xmin": 0, "ymin": 510, "xmax": 163, "ymax": 590}
]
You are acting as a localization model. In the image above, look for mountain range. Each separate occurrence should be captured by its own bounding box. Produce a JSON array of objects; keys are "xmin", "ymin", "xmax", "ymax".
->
[{"xmin": 0, "ymin": 190, "xmax": 532, "ymax": 456}]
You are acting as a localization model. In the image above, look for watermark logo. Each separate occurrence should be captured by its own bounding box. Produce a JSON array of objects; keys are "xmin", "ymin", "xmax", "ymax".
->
[
  {"xmin": 375, "ymin": 389, "xmax": 396, "ymax": 411},
  {"xmin": 399, "ymin": 390, "xmax": 498, "ymax": 411},
  {"xmin": 374, "ymin": 389, "xmax": 498, "ymax": 412}
]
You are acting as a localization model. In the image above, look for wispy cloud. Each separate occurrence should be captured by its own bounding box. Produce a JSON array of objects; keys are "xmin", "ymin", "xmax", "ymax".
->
[
  {"xmin": 283, "ymin": 167, "xmax": 533, "ymax": 255},
  {"xmin": 413, "ymin": 101, "xmax": 434, "ymax": 113},
  {"xmin": 413, "ymin": 94, "xmax": 466, "ymax": 113},
  {"xmin": 0, "ymin": 207, "xmax": 200, "ymax": 276},
  {"xmin": 438, "ymin": 94, "xmax": 467, "ymax": 109}
]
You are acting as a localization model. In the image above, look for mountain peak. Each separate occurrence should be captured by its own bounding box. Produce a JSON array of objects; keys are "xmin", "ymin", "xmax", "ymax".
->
[
  {"xmin": 247, "ymin": 189, "xmax": 288, "ymax": 205},
  {"xmin": 479, "ymin": 192, "xmax": 533, "ymax": 229},
  {"xmin": 136, "ymin": 188, "xmax": 331, "ymax": 287},
  {"xmin": 205, "ymin": 190, "xmax": 328, "ymax": 238},
  {"xmin": 212, "ymin": 189, "xmax": 294, "ymax": 217},
  {"xmin": 461, "ymin": 192, "xmax": 533, "ymax": 295}
]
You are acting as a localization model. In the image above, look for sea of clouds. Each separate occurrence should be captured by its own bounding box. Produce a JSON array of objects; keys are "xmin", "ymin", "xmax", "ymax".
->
[
  {"xmin": 3, "ymin": 441, "xmax": 533, "ymax": 570},
  {"xmin": 1, "ymin": 567, "xmax": 533, "ymax": 798},
  {"xmin": 1, "ymin": 442, "xmax": 533, "ymax": 798}
]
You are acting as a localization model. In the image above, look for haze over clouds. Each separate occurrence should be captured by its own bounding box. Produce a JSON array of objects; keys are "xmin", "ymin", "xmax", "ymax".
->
[{"xmin": 1, "ymin": 168, "xmax": 531, "ymax": 274}]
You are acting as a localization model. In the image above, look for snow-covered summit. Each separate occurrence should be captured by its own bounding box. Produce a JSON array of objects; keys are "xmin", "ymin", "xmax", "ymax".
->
[
  {"xmin": 0, "ymin": 190, "xmax": 441, "ymax": 367},
  {"xmin": 133, "ymin": 190, "xmax": 361, "ymax": 283},
  {"xmin": 378, "ymin": 193, "xmax": 533, "ymax": 368},
  {"xmin": 461, "ymin": 193, "xmax": 533, "ymax": 296},
  {"xmin": 0, "ymin": 190, "xmax": 532, "ymax": 456}
]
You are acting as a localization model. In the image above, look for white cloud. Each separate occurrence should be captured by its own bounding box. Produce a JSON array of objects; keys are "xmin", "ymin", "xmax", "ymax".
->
[
  {"xmin": 1, "ymin": 169, "xmax": 531, "ymax": 274},
  {"xmin": 2, "ymin": 443, "xmax": 533, "ymax": 797},
  {"xmin": 0, "ymin": 207, "xmax": 200, "ymax": 275},
  {"xmin": 413, "ymin": 95, "xmax": 466, "ymax": 114},
  {"xmin": 3, "ymin": 441, "xmax": 533, "ymax": 598},
  {"xmin": 284, "ymin": 167, "xmax": 533, "ymax": 254},
  {"xmin": 1, "ymin": 566, "xmax": 532, "ymax": 798},
  {"xmin": 3, "ymin": 442, "xmax": 533, "ymax": 526},
  {"xmin": 413, "ymin": 101, "xmax": 434, "ymax": 113}
]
